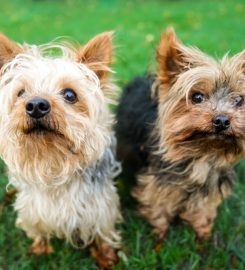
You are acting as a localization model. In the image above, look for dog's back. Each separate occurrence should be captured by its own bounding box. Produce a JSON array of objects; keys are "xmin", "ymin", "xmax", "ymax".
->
[{"xmin": 115, "ymin": 75, "xmax": 158, "ymax": 174}]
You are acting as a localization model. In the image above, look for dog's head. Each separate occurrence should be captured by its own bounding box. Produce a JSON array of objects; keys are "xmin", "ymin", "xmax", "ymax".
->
[
  {"xmin": 155, "ymin": 28, "xmax": 245, "ymax": 166},
  {"xmin": 0, "ymin": 32, "xmax": 116, "ymax": 183}
]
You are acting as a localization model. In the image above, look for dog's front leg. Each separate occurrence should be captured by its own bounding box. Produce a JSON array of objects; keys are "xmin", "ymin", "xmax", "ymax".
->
[
  {"xmin": 179, "ymin": 195, "xmax": 221, "ymax": 240},
  {"xmin": 16, "ymin": 217, "xmax": 53, "ymax": 255}
]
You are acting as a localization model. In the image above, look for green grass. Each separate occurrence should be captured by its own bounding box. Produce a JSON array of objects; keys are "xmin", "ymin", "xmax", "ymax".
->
[{"xmin": 0, "ymin": 0, "xmax": 245, "ymax": 269}]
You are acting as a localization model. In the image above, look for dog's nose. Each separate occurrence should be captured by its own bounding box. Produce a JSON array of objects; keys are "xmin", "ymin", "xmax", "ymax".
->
[
  {"xmin": 26, "ymin": 98, "xmax": 51, "ymax": 119},
  {"xmin": 212, "ymin": 115, "xmax": 230, "ymax": 132}
]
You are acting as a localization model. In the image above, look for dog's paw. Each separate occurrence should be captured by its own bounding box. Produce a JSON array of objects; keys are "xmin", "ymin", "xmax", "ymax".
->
[
  {"xmin": 90, "ymin": 242, "xmax": 119, "ymax": 269},
  {"xmin": 28, "ymin": 238, "xmax": 54, "ymax": 255}
]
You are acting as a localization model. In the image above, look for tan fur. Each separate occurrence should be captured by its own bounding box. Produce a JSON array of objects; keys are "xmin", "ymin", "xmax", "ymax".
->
[
  {"xmin": 0, "ymin": 33, "xmax": 22, "ymax": 68},
  {"xmin": 28, "ymin": 237, "xmax": 54, "ymax": 255},
  {"xmin": 77, "ymin": 31, "xmax": 114, "ymax": 81},
  {"xmin": 90, "ymin": 237, "xmax": 119, "ymax": 269},
  {"xmin": 133, "ymin": 162, "xmax": 230, "ymax": 239},
  {"xmin": 0, "ymin": 32, "xmax": 121, "ymax": 269},
  {"xmin": 133, "ymin": 28, "xmax": 245, "ymax": 241},
  {"xmin": 133, "ymin": 174, "xmax": 182, "ymax": 239}
]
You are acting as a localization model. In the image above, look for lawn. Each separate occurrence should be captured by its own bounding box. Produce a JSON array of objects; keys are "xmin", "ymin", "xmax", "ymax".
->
[{"xmin": 0, "ymin": 0, "xmax": 245, "ymax": 269}]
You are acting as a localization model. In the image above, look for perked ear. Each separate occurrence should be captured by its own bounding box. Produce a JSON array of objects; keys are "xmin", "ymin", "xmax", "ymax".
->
[
  {"xmin": 156, "ymin": 27, "xmax": 188, "ymax": 85},
  {"xmin": 77, "ymin": 31, "xmax": 114, "ymax": 80},
  {"xmin": 0, "ymin": 33, "xmax": 22, "ymax": 69}
]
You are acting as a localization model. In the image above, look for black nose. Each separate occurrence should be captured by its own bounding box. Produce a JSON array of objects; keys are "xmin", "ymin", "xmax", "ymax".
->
[
  {"xmin": 212, "ymin": 115, "xmax": 230, "ymax": 132},
  {"xmin": 26, "ymin": 98, "xmax": 51, "ymax": 119}
]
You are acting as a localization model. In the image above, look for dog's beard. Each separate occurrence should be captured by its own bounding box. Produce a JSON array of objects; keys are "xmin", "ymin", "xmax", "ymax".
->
[
  {"xmin": 179, "ymin": 131, "xmax": 242, "ymax": 154},
  {"xmin": 162, "ymin": 127, "xmax": 243, "ymax": 165},
  {"xmin": 0, "ymin": 117, "xmax": 80, "ymax": 184},
  {"xmin": 0, "ymin": 108, "xmax": 110, "ymax": 185},
  {"xmin": 20, "ymin": 117, "xmax": 79, "ymax": 154},
  {"xmin": 175, "ymin": 132, "xmax": 243, "ymax": 166},
  {"xmin": 4, "ymin": 138, "xmax": 80, "ymax": 185}
]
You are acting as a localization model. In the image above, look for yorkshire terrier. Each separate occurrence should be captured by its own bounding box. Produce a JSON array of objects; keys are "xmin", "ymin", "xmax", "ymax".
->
[
  {"xmin": 116, "ymin": 28, "xmax": 245, "ymax": 241},
  {"xmin": 0, "ymin": 32, "xmax": 122, "ymax": 269}
]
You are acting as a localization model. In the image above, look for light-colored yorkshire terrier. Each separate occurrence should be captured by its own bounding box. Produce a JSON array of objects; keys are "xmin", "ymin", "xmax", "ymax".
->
[
  {"xmin": 0, "ymin": 32, "xmax": 122, "ymax": 269},
  {"xmin": 116, "ymin": 28, "xmax": 245, "ymax": 242}
]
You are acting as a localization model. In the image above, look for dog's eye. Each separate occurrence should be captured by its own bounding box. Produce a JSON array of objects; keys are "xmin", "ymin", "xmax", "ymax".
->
[
  {"xmin": 235, "ymin": 95, "xmax": 244, "ymax": 107},
  {"xmin": 17, "ymin": 89, "xmax": 25, "ymax": 98},
  {"xmin": 62, "ymin": 88, "xmax": 78, "ymax": 104},
  {"xmin": 191, "ymin": 92, "xmax": 205, "ymax": 104}
]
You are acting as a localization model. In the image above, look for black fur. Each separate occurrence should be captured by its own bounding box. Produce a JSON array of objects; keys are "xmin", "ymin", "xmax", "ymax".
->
[{"xmin": 115, "ymin": 75, "xmax": 158, "ymax": 174}]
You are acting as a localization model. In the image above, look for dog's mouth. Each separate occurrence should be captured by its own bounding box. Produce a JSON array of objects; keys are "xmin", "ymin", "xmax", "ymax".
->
[
  {"xmin": 187, "ymin": 131, "xmax": 236, "ymax": 142},
  {"xmin": 21, "ymin": 119, "xmax": 78, "ymax": 154},
  {"xmin": 26, "ymin": 123, "xmax": 53, "ymax": 134},
  {"xmin": 182, "ymin": 130, "xmax": 241, "ymax": 151},
  {"xmin": 24, "ymin": 120, "xmax": 60, "ymax": 136},
  {"xmin": 179, "ymin": 130, "xmax": 243, "ymax": 156}
]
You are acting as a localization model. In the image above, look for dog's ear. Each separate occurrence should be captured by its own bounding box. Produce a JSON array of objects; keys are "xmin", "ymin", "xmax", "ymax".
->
[
  {"xmin": 157, "ymin": 28, "xmax": 189, "ymax": 86},
  {"xmin": 77, "ymin": 32, "xmax": 114, "ymax": 80},
  {"xmin": 232, "ymin": 49, "xmax": 245, "ymax": 75},
  {"xmin": 0, "ymin": 33, "xmax": 22, "ymax": 69}
]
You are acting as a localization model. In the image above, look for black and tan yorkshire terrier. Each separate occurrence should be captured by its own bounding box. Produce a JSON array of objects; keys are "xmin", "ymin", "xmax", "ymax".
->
[
  {"xmin": 116, "ymin": 28, "xmax": 245, "ymax": 242},
  {"xmin": 0, "ymin": 32, "xmax": 122, "ymax": 269}
]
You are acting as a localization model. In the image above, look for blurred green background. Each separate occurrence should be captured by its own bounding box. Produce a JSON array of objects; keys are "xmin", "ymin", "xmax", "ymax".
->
[{"xmin": 0, "ymin": 0, "xmax": 245, "ymax": 269}]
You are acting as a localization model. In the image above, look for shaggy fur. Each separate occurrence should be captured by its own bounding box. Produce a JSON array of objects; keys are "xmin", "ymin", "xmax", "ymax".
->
[
  {"xmin": 0, "ymin": 32, "xmax": 121, "ymax": 269},
  {"xmin": 116, "ymin": 28, "xmax": 245, "ymax": 240}
]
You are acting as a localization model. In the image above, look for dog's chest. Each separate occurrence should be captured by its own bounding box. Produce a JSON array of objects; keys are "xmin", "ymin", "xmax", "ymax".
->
[
  {"xmin": 14, "ymin": 175, "xmax": 116, "ymax": 237},
  {"xmin": 154, "ymin": 158, "xmax": 234, "ymax": 196},
  {"xmin": 11, "ymin": 141, "xmax": 121, "ymax": 238}
]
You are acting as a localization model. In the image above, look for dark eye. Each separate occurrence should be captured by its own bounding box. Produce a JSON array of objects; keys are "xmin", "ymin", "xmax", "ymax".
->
[
  {"xmin": 17, "ymin": 89, "xmax": 25, "ymax": 97},
  {"xmin": 191, "ymin": 92, "xmax": 205, "ymax": 104},
  {"xmin": 62, "ymin": 88, "xmax": 77, "ymax": 103},
  {"xmin": 235, "ymin": 95, "xmax": 244, "ymax": 107}
]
